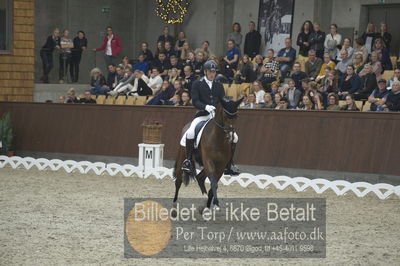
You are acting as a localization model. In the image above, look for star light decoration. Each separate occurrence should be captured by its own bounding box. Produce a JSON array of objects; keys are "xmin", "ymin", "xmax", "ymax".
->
[{"xmin": 155, "ymin": 0, "xmax": 190, "ymax": 24}]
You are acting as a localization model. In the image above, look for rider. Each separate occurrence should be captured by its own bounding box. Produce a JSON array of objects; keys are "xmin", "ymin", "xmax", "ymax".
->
[{"xmin": 181, "ymin": 60, "xmax": 240, "ymax": 176}]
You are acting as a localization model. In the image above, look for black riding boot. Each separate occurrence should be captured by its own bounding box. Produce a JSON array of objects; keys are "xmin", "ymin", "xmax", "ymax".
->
[
  {"xmin": 182, "ymin": 138, "xmax": 196, "ymax": 176},
  {"xmin": 224, "ymin": 143, "xmax": 240, "ymax": 176}
]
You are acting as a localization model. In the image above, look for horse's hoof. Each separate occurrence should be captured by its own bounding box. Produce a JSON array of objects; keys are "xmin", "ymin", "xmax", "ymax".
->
[{"xmin": 213, "ymin": 205, "xmax": 220, "ymax": 211}]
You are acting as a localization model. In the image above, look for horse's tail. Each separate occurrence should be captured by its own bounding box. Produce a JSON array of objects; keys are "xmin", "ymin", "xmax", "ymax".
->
[{"xmin": 183, "ymin": 171, "xmax": 191, "ymax": 186}]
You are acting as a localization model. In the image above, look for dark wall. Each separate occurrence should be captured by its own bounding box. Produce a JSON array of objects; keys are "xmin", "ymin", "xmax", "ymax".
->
[{"xmin": 1, "ymin": 102, "xmax": 400, "ymax": 176}]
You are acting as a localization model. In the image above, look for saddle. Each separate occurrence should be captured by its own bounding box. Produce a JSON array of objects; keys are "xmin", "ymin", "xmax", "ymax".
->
[{"xmin": 180, "ymin": 119, "xmax": 211, "ymax": 148}]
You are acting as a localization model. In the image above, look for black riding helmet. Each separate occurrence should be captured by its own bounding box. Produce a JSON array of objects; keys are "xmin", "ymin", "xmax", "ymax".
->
[{"xmin": 203, "ymin": 60, "xmax": 218, "ymax": 71}]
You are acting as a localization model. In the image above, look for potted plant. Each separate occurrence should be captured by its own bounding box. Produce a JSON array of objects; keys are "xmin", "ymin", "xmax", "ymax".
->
[{"xmin": 0, "ymin": 112, "xmax": 15, "ymax": 157}]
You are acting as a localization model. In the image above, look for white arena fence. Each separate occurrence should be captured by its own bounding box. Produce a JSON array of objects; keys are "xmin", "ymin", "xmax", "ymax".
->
[{"xmin": 1, "ymin": 156, "xmax": 399, "ymax": 200}]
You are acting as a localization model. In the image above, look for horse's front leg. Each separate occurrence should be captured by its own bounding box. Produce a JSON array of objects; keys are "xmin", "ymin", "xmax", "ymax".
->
[{"xmin": 208, "ymin": 173, "xmax": 219, "ymax": 210}]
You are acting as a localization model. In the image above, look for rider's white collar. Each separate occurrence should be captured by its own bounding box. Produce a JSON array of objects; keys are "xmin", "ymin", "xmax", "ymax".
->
[{"xmin": 204, "ymin": 77, "xmax": 213, "ymax": 90}]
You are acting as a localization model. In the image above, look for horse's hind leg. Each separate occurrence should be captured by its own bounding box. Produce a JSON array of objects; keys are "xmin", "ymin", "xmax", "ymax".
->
[{"xmin": 195, "ymin": 169, "xmax": 207, "ymax": 195}]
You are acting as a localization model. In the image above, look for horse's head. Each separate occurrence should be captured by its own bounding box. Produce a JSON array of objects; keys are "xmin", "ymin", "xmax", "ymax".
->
[{"xmin": 215, "ymin": 97, "xmax": 244, "ymax": 129}]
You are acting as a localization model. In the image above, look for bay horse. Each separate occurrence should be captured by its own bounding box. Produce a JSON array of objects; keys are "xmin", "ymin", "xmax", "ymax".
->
[{"xmin": 172, "ymin": 97, "xmax": 243, "ymax": 210}]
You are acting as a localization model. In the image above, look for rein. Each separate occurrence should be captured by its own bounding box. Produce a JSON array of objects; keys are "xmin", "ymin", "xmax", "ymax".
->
[{"xmin": 213, "ymin": 108, "xmax": 237, "ymax": 134}]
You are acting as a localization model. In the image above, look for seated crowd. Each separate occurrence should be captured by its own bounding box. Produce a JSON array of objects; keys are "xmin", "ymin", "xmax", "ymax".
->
[{"xmin": 59, "ymin": 22, "xmax": 400, "ymax": 111}]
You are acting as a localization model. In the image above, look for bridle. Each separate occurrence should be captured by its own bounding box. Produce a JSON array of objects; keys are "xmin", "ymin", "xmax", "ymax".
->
[{"xmin": 213, "ymin": 108, "xmax": 237, "ymax": 135}]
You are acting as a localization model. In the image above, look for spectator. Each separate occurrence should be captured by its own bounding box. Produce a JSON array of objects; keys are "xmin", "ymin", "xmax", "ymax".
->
[
  {"xmin": 296, "ymin": 20, "xmax": 314, "ymax": 68},
  {"xmin": 337, "ymin": 38, "xmax": 353, "ymax": 62},
  {"xmin": 180, "ymin": 41, "xmax": 192, "ymax": 61},
  {"xmin": 167, "ymin": 68, "xmax": 179, "ymax": 84},
  {"xmin": 155, "ymin": 41, "xmax": 165, "ymax": 58},
  {"xmin": 284, "ymin": 78, "xmax": 302, "ymax": 109},
  {"xmin": 290, "ymin": 62, "xmax": 307, "ymax": 92},
  {"xmin": 362, "ymin": 23, "xmax": 379, "ymax": 54},
  {"xmin": 354, "ymin": 64, "xmax": 377, "ymax": 100},
  {"xmin": 227, "ymin": 23, "xmax": 242, "ymax": 53},
  {"xmin": 147, "ymin": 80, "xmax": 175, "ymax": 105},
  {"xmin": 59, "ymin": 29, "xmax": 74, "ymax": 84},
  {"xmin": 147, "ymin": 67, "xmax": 163, "ymax": 95},
  {"xmin": 316, "ymin": 53, "xmax": 336, "ymax": 80},
  {"xmin": 352, "ymin": 37, "xmax": 369, "ymax": 63},
  {"xmin": 253, "ymin": 54, "xmax": 264, "ymax": 80},
  {"xmin": 109, "ymin": 67, "xmax": 135, "ymax": 96},
  {"xmin": 193, "ymin": 52, "xmax": 205, "ymax": 78},
  {"xmin": 221, "ymin": 40, "xmax": 240, "ymax": 79},
  {"xmin": 324, "ymin": 24, "xmax": 342, "ymax": 60},
  {"xmin": 184, "ymin": 51, "xmax": 195, "ymax": 70},
  {"xmin": 270, "ymin": 81, "xmax": 280, "ymax": 97},
  {"xmin": 175, "ymin": 31, "xmax": 187, "ymax": 59},
  {"xmin": 79, "ymin": 90, "xmax": 96, "ymax": 104},
  {"xmin": 40, "ymin": 28, "xmax": 60, "ymax": 83},
  {"xmin": 305, "ymin": 49, "xmax": 323, "ymax": 80},
  {"xmin": 259, "ymin": 93, "xmax": 274, "ymax": 109},
  {"xmin": 365, "ymin": 51, "xmax": 383, "ymax": 78},
  {"xmin": 244, "ymin": 21, "xmax": 261, "ymax": 59},
  {"xmin": 66, "ymin": 87, "xmax": 79, "ymax": 103},
  {"xmin": 194, "ymin": 41, "xmax": 213, "ymax": 61},
  {"xmin": 379, "ymin": 22, "xmax": 392, "ymax": 51},
  {"xmin": 259, "ymin": 49, "xmax": 279, "ymax": 89},
  {"xmin": 126, "ymin": 70, "xmax": 149, "ymax": 96},
  {"xmin": 182, "ymin": 65, "xmax": 195, "ymax": 93},
  {"xmin": 309, "ymin": 22, "xmax": 325, "ymax": 59},
  {"xmin": 152, "ymin": 52, "xmax": 171, "ymax": 77},
  {"xmin": 353, "ymin": 54, "xmax": 365, "ymax": 75},
  {"xmin": 299, "ymin": 95, "xmax": 314, "ymax": 110},
  {"xmin": 120, "ymin": 56, "xmax": 130, "ymax": 68},
  {"xmin": 320, "ymin": 70, "xmax": 338, "ymax": 106},
  {"xmin": 276, "ymin": 38, "xmax": 297, "ymax": 81},
  {"xmin": 338, "ymin": 65, "xmax": 362, "ymax": 99},
  {"xmin": 326, "ymin": 93, "xmax": 341, "ymax": 111},
  {"xmin": 58, "ymin": 96, "xmax": 65, "ymax": 104},
  {"xmin": 368, "ymin": 79, "xmax": 389, "ymax": 111},
  {"xmin": 386, "ymin": 68, "xmax": 400, "ymax": 90},
  {"xmin": 89, "ymin": 68, "xmax": 109, "ymax": 95},
  {"xmin": 243, "ymin": 92, "xmax": 256, "ymax": 109},
  {"xmin": 133, "ymin": 54, "xmax": 149, "ymax": 74},
  {"xmin": 234, "ymin": 55, "xmax": 256, "ymax": 84},
  {"xmin": 180, "ymin": 90, "xmax": 192, "ymax": 106},
  {"xmin": 381, "ymin": 81, "xmax": 400, "ymax": 111},
  {"xmin": 165, "ymin": 93, "xmax": 181, "ymax": 106},
  {"xmin": 158, "ymin": 26, "xmax": 174, "ymax": 45},
  {"xmin": 335, "ymin": 49, "xmax": 352, "ymax": 75},
  {"xmin": 274, "ymin": 94, "xmax": 289, "ymax": 110},
  {"xmin": 313, "ymin": 92, "xmax": 325, "ymax": 110},
  {"xmin": 106, "ymin": 64, "xmax": 117, "ymax": 89},
  {"xmin": 170, "ymin": 55, "xmax": 183, "ymax": 76},
  {"xmin": 164, "ymin": 41, "xmax": 176, "ymax": 59},
  {"xmin": 70, "ymin": 30, "xmax": 87, "ymax": 83},
  {"xmin": 340, "ymin": 94, "xmax": 360, "ymax": 111},
  {"xmin": 140, "ymin": 42, "xmax": 154, "ymax": 62},
  {"xmin": 251, "ymin": 81, "xmax": 265, "ymax": 104},
  {"xmin": 94, "ymin": 26, "xmax": 121, "ymax": 67},
  {"xmin": 372, "ymin": 37, "xmax": 392, "ymax": 70}
]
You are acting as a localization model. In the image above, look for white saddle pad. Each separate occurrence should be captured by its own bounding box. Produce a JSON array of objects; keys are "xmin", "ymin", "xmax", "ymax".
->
[{"xmin": 180, "ymin": 119, "xmax": 211, "ymax": 148}]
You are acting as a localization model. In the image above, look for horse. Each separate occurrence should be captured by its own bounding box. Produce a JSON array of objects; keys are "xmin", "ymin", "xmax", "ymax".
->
[{"xmin": 172, "ymin": 97, "xmax": 243, "ymax": 210}]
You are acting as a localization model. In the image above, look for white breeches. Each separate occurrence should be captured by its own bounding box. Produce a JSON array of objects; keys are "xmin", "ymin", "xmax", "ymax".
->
[
  {"xmin": 186, "ymin": 114, "xmax": 238, "ymax": 144},
  {"xmin": 114, "ymin": 83, "xmax": 133, "ymax": 93}
]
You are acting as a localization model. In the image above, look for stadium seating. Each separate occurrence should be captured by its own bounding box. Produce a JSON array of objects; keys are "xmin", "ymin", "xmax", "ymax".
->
[
  {"xmin": 96, "ymin": 95, "xmax": 106, "ymax": 104},
  {"xmin": 381, "ymin": 70, "xmax": 394, "ymax": 81},
  {"xmin": 104, "ymin": 96, "xmax": 116, "ymax": 105},
  {"xmin": 115, "ymin": 96, "xmax": 126, "ymax": 105}
]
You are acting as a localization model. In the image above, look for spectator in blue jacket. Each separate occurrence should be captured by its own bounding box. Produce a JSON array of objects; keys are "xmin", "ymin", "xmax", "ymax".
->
[
  {"xmin": 373, "ymin": 37, "xmax": 392, "ymax": 70},
  {"xmin": 338, "ymin": 65, "xmax": 362, "ymax": 100},
  {"xmin": 133, "ymin": 54, "xmax": 149, "ymax": 74},
  {"xmin": 290, "ymin": 62, "xmax": 308, "ymax": 92},
  {"xmin": 276, "ymin": 38, "xmax": 296, "ymax": 82}
]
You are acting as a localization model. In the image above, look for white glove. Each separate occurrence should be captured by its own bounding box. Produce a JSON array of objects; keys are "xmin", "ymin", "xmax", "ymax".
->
[{"xmin": 205, "ymin": 105, "xmax": 216, "ymax": 114}]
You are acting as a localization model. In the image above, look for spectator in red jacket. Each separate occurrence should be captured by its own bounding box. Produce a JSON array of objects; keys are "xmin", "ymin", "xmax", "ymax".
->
[{"xmin": 94, "ymin": 26, "xmax": 121, "ymax": 67}]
